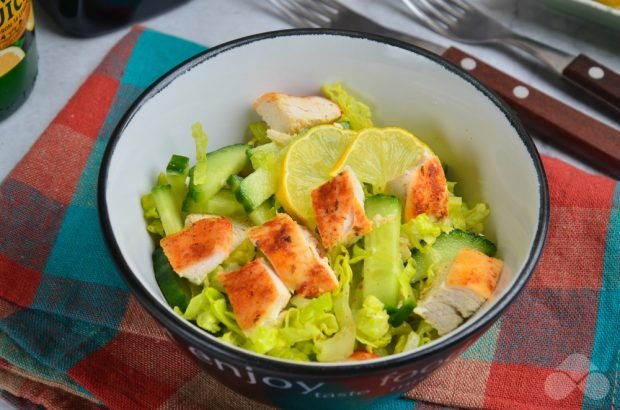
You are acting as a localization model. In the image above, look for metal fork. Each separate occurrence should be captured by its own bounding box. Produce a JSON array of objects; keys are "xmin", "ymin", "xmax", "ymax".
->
[
  {"xmin": 267, "ymin": 0, "xmax": 444, "ymax": 53},
  {"xmin": 401, "ymin": 0, "xmax": 620, "ymax": 111},
  {"xmin": 401, "ymin": 0, "xmax": 571, "ymax": 71}
]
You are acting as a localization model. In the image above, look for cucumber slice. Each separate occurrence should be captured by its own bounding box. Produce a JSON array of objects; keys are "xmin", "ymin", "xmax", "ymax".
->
[
  {"xmin": 235, "ymin": 167, "xmax": 277, "ymax": 212},
  {"xmin": 166, "ymin": 154, "xmax": 190, "ymax": 209},
  {"xmin": 413, "ymin": 229, "xmax": 497, "ymax": 280},
  {"xmin": 152, "ymin": 184, "xmax": 183, "ymax": 235},
  {"xmin": 166, "ymin": 154, "xmax": 190, "ymax": 175},
  {"xmin": 203, "ymin": 189, "xmax": 245, "ymax": 217},
  {"xmin": 182, "ymin": 144, "xmax": 249, "ymax": 213},
  {"xmin": 248, "ymin": 142, "xmax": 279, "ymax": 170},
  {"xmin": 248, "ymin": 198, "xmax": 277, "ymax": 225},
  {"xmin": 227, "ymin": 174, "xmax": 243, "ymax": 192},
  {"xmin": 153, "ymin": 247, "xmax": 192, "ymax": 311},
  {"xmin": 363, "ymin": 195, "xmax": 403, "ymax": 308}
]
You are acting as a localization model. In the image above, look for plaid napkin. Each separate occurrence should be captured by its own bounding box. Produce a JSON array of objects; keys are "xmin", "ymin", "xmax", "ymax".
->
[{"xmin": 0, "ymin": 26, "xmax": 618, "ymax": 410}]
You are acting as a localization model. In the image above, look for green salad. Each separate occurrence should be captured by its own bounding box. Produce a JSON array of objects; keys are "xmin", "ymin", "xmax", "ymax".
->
[{"xmin": 141, "ymin": 83, "xmax": 503, "ymax": 362}]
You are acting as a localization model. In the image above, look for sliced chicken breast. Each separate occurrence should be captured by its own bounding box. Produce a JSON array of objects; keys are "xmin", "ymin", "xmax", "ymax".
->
[
  {"xmin": 218, "ymin": 258, "xmax": 291, "ymax": 334},
  {"xmin": 311, "ymin": 166, "xmax": 372, "ymax": 249},
  {"xmin": 253, "ymin": 92, "xmax": 342, "ymax": 134},
  {"xmin": 247, "ymin": 213, "xmax": 338, "ymax": 297},
  {"xmin": 185, "ymin": 214, "xmax": 247, "ymax": 250},
  {"xmin": 413, "ymin": 248, "xmax": 503, "ymax": 335},
  {"xmin": 160, "ymin": 216, "xmax": 233, "ymax": 285},
  {"xmin": 386, "ymin": 154, "xmax": 449, "ymax": 221}
]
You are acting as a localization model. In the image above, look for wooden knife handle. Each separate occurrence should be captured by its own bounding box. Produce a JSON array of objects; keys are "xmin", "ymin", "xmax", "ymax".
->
[
  {"xmin": 442, "ymin": 47, "xmax": 620, "ymax": 179},
  {"xmin": 562, "ymin": 54, "xmax": 620, "ymax": 111}
]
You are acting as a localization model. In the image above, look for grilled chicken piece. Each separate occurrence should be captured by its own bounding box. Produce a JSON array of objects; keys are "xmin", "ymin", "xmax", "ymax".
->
[
  {"xmin": 414, "ymin": 248, "xmax": 503, "ymax": 335},
  {"xmin": 386, "ymin": 154, "xmax": 448, "ymax": 221},
  {"xmin": 160, "ymin": 216, "xmax": 233, "ymax": 285},
  {"xmin": 247, "ymin": 213, "xmax": 338, "ymax": 297},
  {"xmin": 347, "ymin": 351, "xmax": 380, "ymax": 361},
  {"xmin": 253, "ymin": 92, "xmax": 342, "ymax": 134},
  {"xmin": 219, "ymin": 258, "xmax": 291, "ymax": 334},
  {"xmin": 311, "ymin": 167, "xmax": 372, "ymax": 249},
  {"xmin": 185, "ymin": 214, "xmax": 247, "ymax": 250}
]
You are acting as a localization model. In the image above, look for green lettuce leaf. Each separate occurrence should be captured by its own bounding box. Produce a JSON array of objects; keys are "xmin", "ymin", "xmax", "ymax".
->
[
  {"xmin": 182, "ymin": 287, "xmax": 242, "ymax": 335},
  {"xmin": 445, "ymin": 182, "xmax": 490, "ymax": 233},
  {"xmin": 191, "ymin": 122, "xmax": 209, "ymax": 185},
  {"xmin": 322, "ymin": 83, "xmax": 373, "ymax": 131},
  {"xmin": 279, "ymin": 293, "xmax": 338, "ymax": 345},
  {"xmin": 354, "ymin": 295, "xmax": 392, "ymax": 349},
  {"xmin": 415, "ymin": 320, "xmax": 437, "ymax": 347},
  {"xmin": 268, "ymin": 347, "xmax": 310, "ymax": 362},
  {"xmin": 146, "ymin": 220, "xmax": 164, "ymax": 237},
  {"xmin": 315, "ymin": 248, "xmax": 356, "ymax": 361},
  {"xmin": 248, "ymin": 121, "xmax": 270, "ymax": 146},
  {"xmin": 220, "ymin": 331, "xmax": 245, "ymax": 347},
  {"xmin": 222, "ymin": 239, "xmax": 256, "ymax": 271},
  {"xmin": 401, "ymin": 214, "xmax": 443, "ymax": 253},
  {"xmin": 447, "ymin": 195, "xmax": 490, "ymax": 234},
  {"xmin": 141, "ymin": 193, "xmax": 159, "ymax": 219},
  {"xmin": 394, "ymin": 331, "xmax": 420, "ymax": 354},
  {"xmin": 141, "ymin": 193, "xmax": 164, "ymax": 237},
  {"xmin": 246, "ymin": 326, "xmax": 283, "ymax": 354}
]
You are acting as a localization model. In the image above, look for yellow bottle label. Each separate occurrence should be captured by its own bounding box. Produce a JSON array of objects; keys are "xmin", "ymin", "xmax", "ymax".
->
[{"xmin": 0, "ymin": 0, "xmax": 31, "ymax": 50}]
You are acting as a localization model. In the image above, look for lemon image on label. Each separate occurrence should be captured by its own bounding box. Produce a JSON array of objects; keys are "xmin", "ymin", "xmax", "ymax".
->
[
  {"xmin": 0, "ymin": 47, "xmax": 25, "ymax": 77},
  {"xmin": 26, "ymin": 3, "xmax": 35, "ymax": 31},
  {"xmin": 0, "ymin": 0, "xmax": 37, "ymax": 120}
]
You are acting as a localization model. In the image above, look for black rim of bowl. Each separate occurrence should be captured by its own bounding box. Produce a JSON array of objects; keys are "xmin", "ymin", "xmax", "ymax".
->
[{"xmin": 98, "ymin": 28, "xmax": 550, "ymax": 375}]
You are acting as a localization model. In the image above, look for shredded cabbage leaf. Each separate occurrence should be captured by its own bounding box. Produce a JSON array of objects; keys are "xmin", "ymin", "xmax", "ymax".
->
[
  {"xmin": 322, "ymin": 83, "xmax": 373, "ymax": 131},
  {"xmin": 248, "ymin": 121, "xmax": 270, "ymax": 146},
  {"xmin": 222, "ymin": 239, "xmax": 256, "ymax": 271},
  {"xmin": 140, "ymin": 193, "xmax": 164, "ymax": 237},
  {"xmin": 183, "ymin": 287, "xmax": 242, "ymax": 335},
  {"xmin": 191, "ymin": 122, "xmax": 209, "ymax": 185},
  {"xmin": 401, "ymin": 214, "xmax": 444, "ymax": 253},
  {"xmin": 314, "ymin": 248, "xmax": 356, "ymax": 361},
  {"xmin": 354, "ymin": 296, "xmax": 392, "ymax": 349},
  {"xmin": 445, "ymin": 182, "xmax": 490, "ymax": 233},
  {"xmin": 447, "ymin": 195, "xmax": 490, "ymax": 233}
]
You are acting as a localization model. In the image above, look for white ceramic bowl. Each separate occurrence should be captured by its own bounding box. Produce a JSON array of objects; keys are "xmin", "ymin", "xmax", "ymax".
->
[{"xmin": 99, "ymin": 30, "xmax": 549, "ymax": 409}]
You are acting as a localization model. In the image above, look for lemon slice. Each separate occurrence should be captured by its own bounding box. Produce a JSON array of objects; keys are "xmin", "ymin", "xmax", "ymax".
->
[
  {"xmin": 277, "ymin": 125, "xmax": 355, "ymax": 225},
  {"xmin": 331, "ymin": 127, "xmax": 432, "ymax": 192},
  {"xmin": 0, "ymin": 47, "xmax": 25, "ymax": 77}
]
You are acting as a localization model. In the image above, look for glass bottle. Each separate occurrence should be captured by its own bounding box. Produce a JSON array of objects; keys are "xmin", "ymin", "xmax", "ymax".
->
[
  {"xmin": 39, "ymin": 0, "xmax": 192, "ymax": 37},
  {"xmin": 0, "ymin": 0, "xmax": 37, "ymax": 121}
]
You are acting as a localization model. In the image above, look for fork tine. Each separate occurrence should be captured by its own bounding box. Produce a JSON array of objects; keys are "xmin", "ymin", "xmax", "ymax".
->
[
  {"xmin": 300, "ymin": 0, "xmax": 339, "ymax": 19},
  {"xmin": 268, "ymin": 0, "xmax": 313, "ymax": 28},
  {"xmin": 285, "ymin": 0, "xmax": 331, "ymax": 27},
  {"xmin": 441, "ymin": 0, "xmax": 474, "ymax": 12},
  {"xmin": 425, "ymin": 0, "xmax": 464, "ymax": 19},
  {"xmin": 401, "ymin": 0, "xmax": 448, "ymax": 34},
  {"xmin": 417, "ymin": 0, "xmax": 458, "ymax": 26},
  {"xmin": 314, "ymin": 0, "xmax": 346, "ymax": 12}
]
